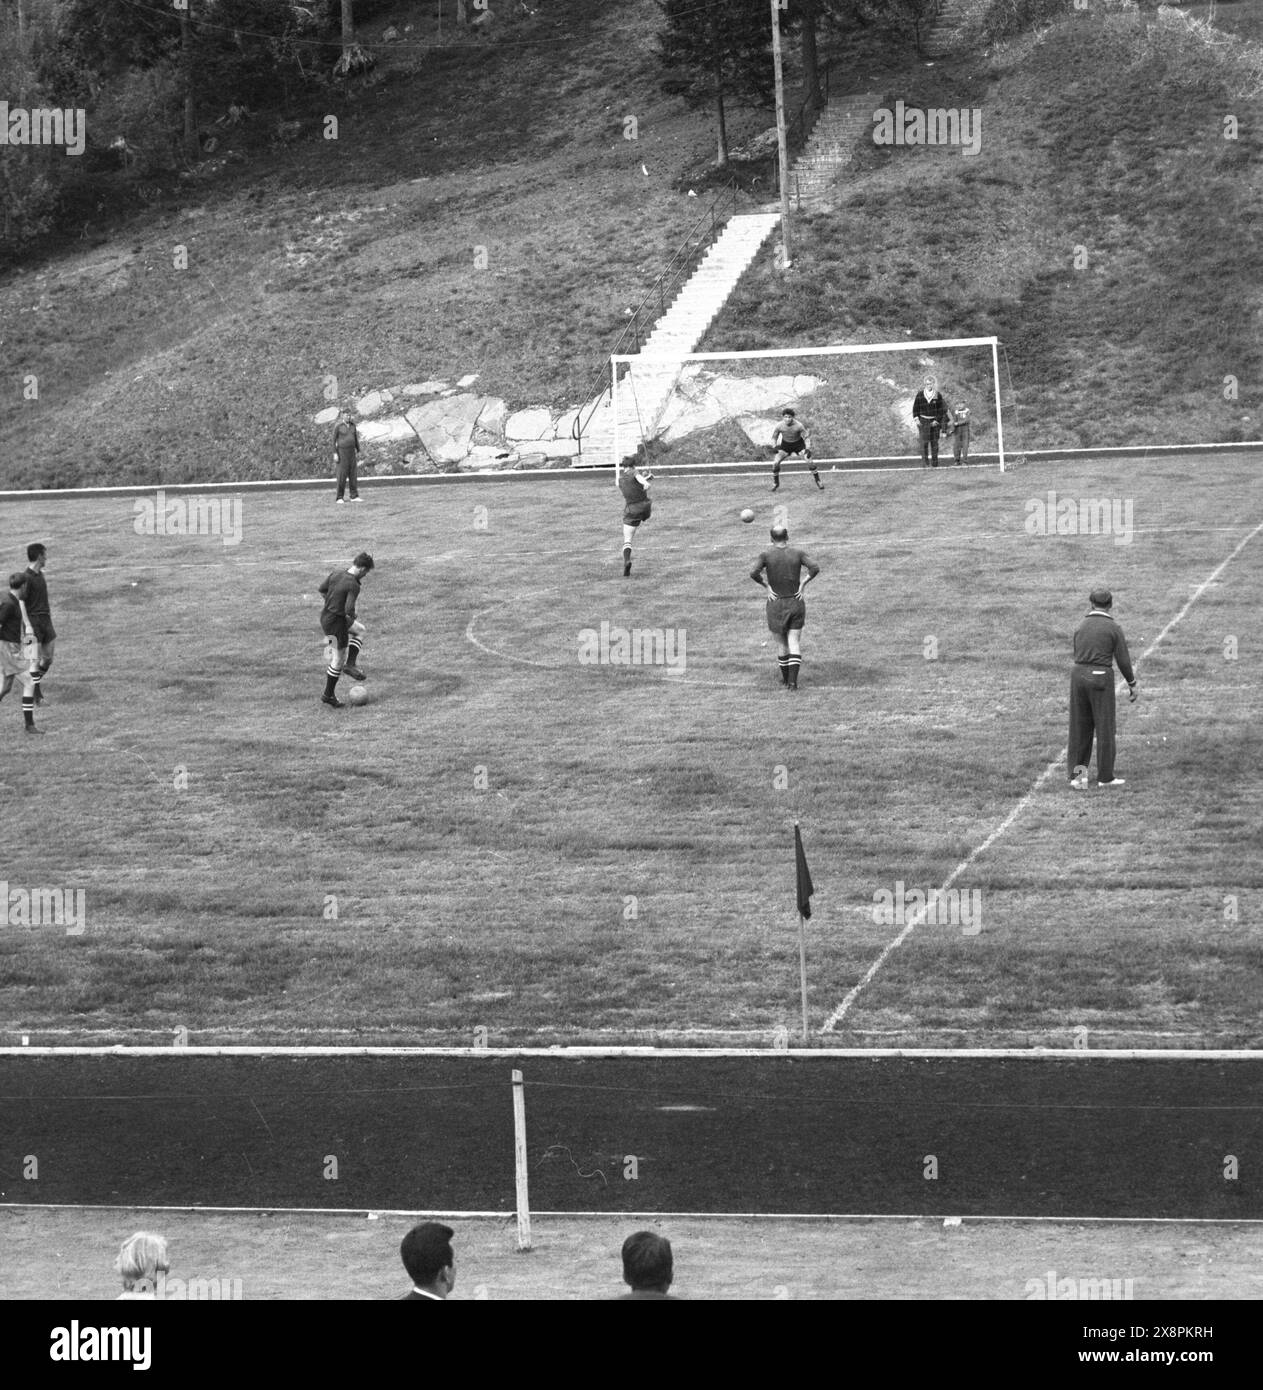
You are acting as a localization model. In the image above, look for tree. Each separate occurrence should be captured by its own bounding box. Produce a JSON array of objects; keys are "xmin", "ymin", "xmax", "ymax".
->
[
  {"xmin": 657, "ymin": 0, "xmax": 774, "ymax": 167},
  {"xmin": 853, "ymin": 0, "xmax": 941, "ymax": 55}
]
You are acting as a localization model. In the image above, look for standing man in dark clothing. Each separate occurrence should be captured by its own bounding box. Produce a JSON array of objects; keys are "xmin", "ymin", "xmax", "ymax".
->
[
  {"xmin": 618, "ymin": 461, "xmax": 653, "ymax": 577},
  {"xmin": 912, "ymin": 376, "xmax": 950, "ymax": 468},
  {"xmin": 318, "ymin": 551, "xmax": 373, "ymax": 707},
  {"xmin": 333, "ymin": 409, "xmax": 361, "ymax": 503},
  {"xmin": 1069, "ymin": 587, "xmax": 1138, "ymax": 789},
  {"xmin": 23, "ymin": 542, "xmax": 55, "ymax": 705},
  {"xmin": 750, "ymin": 526, "xmax": 820, "ymax": 690}
]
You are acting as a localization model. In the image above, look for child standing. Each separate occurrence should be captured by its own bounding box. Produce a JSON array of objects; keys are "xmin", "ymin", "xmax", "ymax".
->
[{"xmin": 948, "ymin": 400, "xmax": 971, "ymax": 465}]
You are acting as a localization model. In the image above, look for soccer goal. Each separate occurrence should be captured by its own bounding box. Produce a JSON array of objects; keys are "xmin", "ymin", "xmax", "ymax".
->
[{"xmin": 609, "ymin": 337, "xmax": 1008, "ymax": 477}]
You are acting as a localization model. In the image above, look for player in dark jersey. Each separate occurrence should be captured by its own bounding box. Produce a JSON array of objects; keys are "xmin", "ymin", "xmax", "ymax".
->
[
  {"xmin": 0, "ymin": 572, "xmax": 41, "ymax": 733},
  {"xmin": 618, "ymin": 462, "xmax": 653, "ymax": 577},
  {"xmin": 318, "ymin": 551, "xmax": 373, "ymax": 707},
  {"xmin": 750, "ymin": 526, "xmax": 821, "ymax": 690},
  {"xmin": 771, "ymin": 409, "xmax": 823, "ymax": 492},
  {"xmin": 23, "ymin": 542, "xmax": 55, "ymax": 706}
]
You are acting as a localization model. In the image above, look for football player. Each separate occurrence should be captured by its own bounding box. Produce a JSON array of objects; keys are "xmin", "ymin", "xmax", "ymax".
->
[
  {"xmin": 771, "ymin": 409, "xmax": 823, "ymax": 492},
  {"xmin": 618, "ymin": 460, "xmax": 653, "ymax": 577},
  {"xmin": 318, "ymin": 551, "xmax": 373, "ymax": 708},
  {"xmin": 23, "ymin": 542, "xmax": 55, "ymax": 705},
  {"xmin": 750, "ymin": 526, "xmax": 821, "ymax": 690},
  {"xmin": 0, "ymin": 572, "xmax": 41, "ymax": 733}
]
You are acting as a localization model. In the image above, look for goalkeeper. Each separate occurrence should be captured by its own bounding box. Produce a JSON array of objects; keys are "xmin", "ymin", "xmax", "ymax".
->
[{"xmin": 771, "ymin": 409, "xmax": 824, "ymax": 492}]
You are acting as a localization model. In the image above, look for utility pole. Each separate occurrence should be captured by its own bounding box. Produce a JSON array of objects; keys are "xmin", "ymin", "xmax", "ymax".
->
[
  {"xmin": 770, "ymin": 0, "xmax": 791, "ymax": 269},
  {"xmin": 179, "ymin": 0, "xmax": 198, "ymax": 162}
]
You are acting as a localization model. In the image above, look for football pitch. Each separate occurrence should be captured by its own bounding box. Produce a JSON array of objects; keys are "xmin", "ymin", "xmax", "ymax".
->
[{"xmin": 2, "ymin": 452, "xmax": 1260, "ymax": 1048}]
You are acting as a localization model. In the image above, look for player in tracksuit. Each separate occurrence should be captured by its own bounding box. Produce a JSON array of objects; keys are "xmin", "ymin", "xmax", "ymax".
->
[
  {"xmin": 318, "ymin": 552, "xmax": 373, "ymax": 707},
  {"xmin": 1068, "ymin": 588, "xmax": 1138, "ymax": 788},
  {"xmin": 0, "ymin": 572, "xmax": 40, "ymax": 733},
  {"xmin": 750, "ymin": 526, "xmax": 821, "ymax": 690},
  {"xmin": 771, "ymin": 409, "xmax": 823, "ymax": 492},
  {"xmin": 333, "ymin": 410, "xmax": 361, "ymax": 503}
]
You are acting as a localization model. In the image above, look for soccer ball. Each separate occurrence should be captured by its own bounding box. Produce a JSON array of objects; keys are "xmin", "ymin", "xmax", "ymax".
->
[
  {"xmin": 740, "ymin": 508, "xmax": 755, "ymax": 523},
  {"xmin": 348, "ymin": 685, "xmax": 368, "ymax": 706}
]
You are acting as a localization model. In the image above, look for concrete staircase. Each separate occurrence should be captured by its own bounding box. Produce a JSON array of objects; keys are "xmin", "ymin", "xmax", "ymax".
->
[
  {"xmin": 783, "ymin": 91, "xmax": 881, "ymax": 213},
  {"xmin": 578, "ymin": 211, "xmax": 782, "ymax": 465},
  {"xmin": 923, "ymin": 0, "xmax": 972, "ymax": 57}
]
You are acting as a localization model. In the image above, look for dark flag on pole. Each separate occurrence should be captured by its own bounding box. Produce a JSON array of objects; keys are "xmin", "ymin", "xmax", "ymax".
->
[{"xmin": 794, "ymin": 822, "xmax": 814, "ymax": 919}]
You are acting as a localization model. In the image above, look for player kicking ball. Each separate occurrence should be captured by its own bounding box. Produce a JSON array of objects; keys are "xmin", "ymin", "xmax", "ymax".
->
[
  {"xmin": 750, "ymin": 526, "xmax": 820, "ymax": 690},
  {"xmin": 318, "ymin": 551, "xmax": 373, "ymax": 708},
  {"xmin": 771, "ymin": 409, "xmax": 823, "ymax": 492},
  {"xmin": 618, "ymin": 461, "xmax": 653, "ymax": 577}
]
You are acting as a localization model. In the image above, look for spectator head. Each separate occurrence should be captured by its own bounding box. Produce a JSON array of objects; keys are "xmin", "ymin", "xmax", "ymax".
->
[
  {"xmin": 400, "ymin": 1222, "xmax": 456, "ymax": 1296},
  {"xmin": 1089, "ymin": 587, "xmax": 1113, "ymax": 610},
  {"xmin": 781, "ymin": 408, "xmax": 795, "ymax": 418},
  {"xmin": 924, "ymin": 376, "xmax": 938, "ymax": 393},
  {"xmin": 8, "ymin": 573, "xmax": 27, "ymax": 595},
  {"xmin": 352, "ymin": 552, "xmax": 374, "ymax": 574},
  {"xmin": 27, "ymin": 543, "xmax": 46, "ymax": 566},
  {"xmin": 621, "ymin": 1231, "xmax": 673, "ymax": 1294},
  {"xmin": 115, "ymin": 1232, "xmax": 169, "ymax": 1293},
  {"xmin": 770, "ymin": 525, "xmax": 789, "ymax": 544}
]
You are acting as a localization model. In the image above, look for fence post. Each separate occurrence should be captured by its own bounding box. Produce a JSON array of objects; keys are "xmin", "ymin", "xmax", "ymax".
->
[{"xmin": 512, "ymin": 1068, "xmax": 532, "ymax": 1251}]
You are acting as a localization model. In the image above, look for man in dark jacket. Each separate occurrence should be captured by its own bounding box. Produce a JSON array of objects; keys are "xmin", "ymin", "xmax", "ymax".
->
[
  {"xmin": 23, "ymin": 542, "xmax": 55, "ymax": 705},
  {"xmin": 912, "ymin": 376, "xmax": 950, "ymax": 468},
  {"xmin": 1069, "ymin": 587, "xmax": 1138, "ymax": 789}
]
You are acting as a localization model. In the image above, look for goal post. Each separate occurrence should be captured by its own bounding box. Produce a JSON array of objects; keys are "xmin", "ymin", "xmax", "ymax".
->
[{"xmin": 610, "ymin": 337, "xmax": 1008, "ymax": 478}]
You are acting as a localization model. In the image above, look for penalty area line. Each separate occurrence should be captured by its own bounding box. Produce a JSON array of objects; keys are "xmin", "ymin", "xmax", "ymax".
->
[{"xmin": 821, "ymin": 513, "xmax": 1263, "ymax": 1035}]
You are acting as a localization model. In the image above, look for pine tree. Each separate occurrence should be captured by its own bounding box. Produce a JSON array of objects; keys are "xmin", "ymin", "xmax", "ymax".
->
[{"xmin": 657, "ymin": 0, "xmax": 774, "ymax": 167}]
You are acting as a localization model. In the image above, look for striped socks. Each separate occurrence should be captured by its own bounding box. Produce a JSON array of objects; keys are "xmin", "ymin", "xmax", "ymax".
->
[{"xmin": 787, "ymin": 655, "xmax": 802, "ymax": 689}]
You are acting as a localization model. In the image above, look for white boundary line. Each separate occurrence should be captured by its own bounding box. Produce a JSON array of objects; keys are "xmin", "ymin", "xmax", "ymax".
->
[
  {"xmin": 822, "ymin": 514, "xmax": 1263, "ymax": 1034},
  {"xmin": 3, "ymin": 1046, "xmax": 1263, "ymax": 1058},
  {"xmin": 0, "ymin": 442, "xmax": 1260, "ymax": 502},
  {"xmin": 2, "ymin": 1202, "xmax": 1259, "ymax": 1224}
]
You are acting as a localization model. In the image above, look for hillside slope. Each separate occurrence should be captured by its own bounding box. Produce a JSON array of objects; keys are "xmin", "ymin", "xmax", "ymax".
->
[
  {"xmin": 1, "ymin": 1, "xmax": 1260, "ymax": 487},
  {"xmin": 709, "ymin": 6, "xmax": 1263, "ymax": 451}
]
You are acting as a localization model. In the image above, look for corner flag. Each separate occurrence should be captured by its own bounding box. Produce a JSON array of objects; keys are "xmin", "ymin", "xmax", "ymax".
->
[{"xmin": 794, "ymin": 823, "xmax": 813, "ymax": 919}]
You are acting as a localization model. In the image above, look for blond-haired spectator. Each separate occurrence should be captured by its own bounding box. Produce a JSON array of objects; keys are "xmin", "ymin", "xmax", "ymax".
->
[{"xmin": 114, "ymin": 1232, "xmax": 169, "ymax": 1299}]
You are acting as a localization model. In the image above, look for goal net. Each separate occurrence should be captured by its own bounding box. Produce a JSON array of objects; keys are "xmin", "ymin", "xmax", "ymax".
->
[{"xmin": 609, "ymin": 337, "xmax": 1008, "ymax": 477}]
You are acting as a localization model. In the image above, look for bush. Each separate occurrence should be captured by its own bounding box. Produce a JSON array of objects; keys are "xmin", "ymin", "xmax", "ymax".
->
[{"xmin": 87, "ymin": 60, "xmax": 185, "ymax": 173}]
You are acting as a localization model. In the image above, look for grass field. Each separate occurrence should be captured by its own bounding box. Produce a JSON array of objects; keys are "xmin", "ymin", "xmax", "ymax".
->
[
  {"xmin": 5, "ymin": 1207, "xmax": 1262, "ymax": 1301},
  {"xmin": 1, "ymin": 453, "xmax": 1260, "ymax": 1048}
]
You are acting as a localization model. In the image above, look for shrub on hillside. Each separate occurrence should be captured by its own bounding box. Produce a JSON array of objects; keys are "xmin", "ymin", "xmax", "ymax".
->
[
  {"xmin": 88, "ymin": 60, "xmax": 186, "ymax": 173},
  {"xmin": 0, "ymin": 155, "xmax": 60, "ymax": 255}
]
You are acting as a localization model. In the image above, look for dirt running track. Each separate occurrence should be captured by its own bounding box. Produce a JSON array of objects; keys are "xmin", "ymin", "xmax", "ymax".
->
[{"xmin": 1, "ymin": 1054, "xmax": 1259, "ymax": 1217}]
